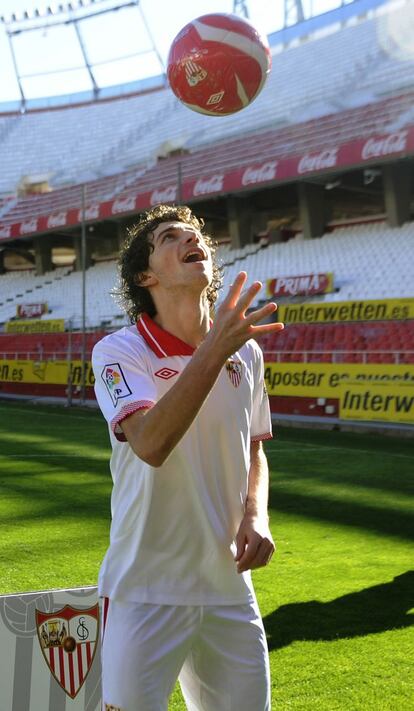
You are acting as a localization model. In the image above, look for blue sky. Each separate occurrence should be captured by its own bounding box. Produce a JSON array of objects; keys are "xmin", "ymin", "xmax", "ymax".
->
[{"xmin": 0, "ymin": 0, "xmax": 350, "ymax": 102}]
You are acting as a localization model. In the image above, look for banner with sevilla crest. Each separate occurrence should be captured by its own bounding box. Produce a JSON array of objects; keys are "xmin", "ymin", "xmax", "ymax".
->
[{"xmin": 0, "ymin": 586, "xmax": 101, "ymax": 711}]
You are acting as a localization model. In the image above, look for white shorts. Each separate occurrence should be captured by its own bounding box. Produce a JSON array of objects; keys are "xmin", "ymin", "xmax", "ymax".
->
[{"xmin": 101, "ymin": 598, "xmax": 270, "ymax": 711}]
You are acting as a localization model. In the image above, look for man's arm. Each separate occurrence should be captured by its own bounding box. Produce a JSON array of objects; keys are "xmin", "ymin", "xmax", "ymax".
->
[
  {"xmin": 234, "ymin": 440, "xmax": 275, "ymax": 574},
  {"xmin": 121, "ymin": 273, "xmax": 284, "ymax": 466}
]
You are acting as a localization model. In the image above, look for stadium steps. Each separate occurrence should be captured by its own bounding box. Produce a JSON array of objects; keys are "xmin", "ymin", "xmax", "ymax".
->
[
  {"xmin": 1, "ymin": 221, "xmax": 413, "ymax": 336},
  {"xmin": 260, "ymin": 321, "xmax": 414, "ymax": 364},
  {"xmin": 1, "ymin": 88, "xmax": 413, "ymax": 223},
  {"xmin": 2, "ymin": 7, "xmax": 414, "ymax": 195}
]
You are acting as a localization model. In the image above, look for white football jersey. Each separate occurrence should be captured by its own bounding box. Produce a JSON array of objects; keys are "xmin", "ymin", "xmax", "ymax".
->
[{"xmin": 92, "ymin": 314, "xmax": 272, "ymax": 605}]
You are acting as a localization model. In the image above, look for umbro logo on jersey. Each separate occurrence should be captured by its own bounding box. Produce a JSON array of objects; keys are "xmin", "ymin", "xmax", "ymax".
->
[
  {"xmin": 226, "ymin": 358, "xmax": 243, "ymax": 388},
  {"xmin": 155, "ymin": 368, "xmax": 179, "ymax": 380}
]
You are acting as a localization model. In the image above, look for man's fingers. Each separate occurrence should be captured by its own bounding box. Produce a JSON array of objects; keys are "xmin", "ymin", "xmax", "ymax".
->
[
  {"xmin": 236, "ymin": 538, "xmax": 261, "ymax": 573},
  {"xmin": 234, "ymin": 533, "xmax": 246, "ymax": 562},
  {"xmin": 245, "ymin": 302, "xmax": 278, "ymax": 325},
  {"xmin": 237, "ymin": 538, "xmax": 275, "ymax": 573},
  {"xmin": 251, "ymin": 322, "xmax": 285, "ymax": 337},
  {"xmin": 238, "ymin": 540, "xmax": 274, "ymax": 572},
  {"xmin": 224, "ymin": 272, "xmax": 247, "ymax": 308},
  {"xmin": 253, "ymin": 541, "xmax": 275, "ymax": 569},
  {"xmin": 236, "ymin": 281, "xmax": 263, "ymax": 314}
]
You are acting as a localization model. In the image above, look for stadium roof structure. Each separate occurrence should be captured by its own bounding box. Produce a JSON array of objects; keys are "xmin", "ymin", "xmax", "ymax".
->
[
  {"xmin": 0, "ymin": 0, "xmax": 391, "ymax": 112},
  {"xmin": 0, "ymin": 0, "xmax": 166, "ymax": 112},
  {"xmin": 1, "ymin": 0, "xmax": 410, "ymax": 239}
]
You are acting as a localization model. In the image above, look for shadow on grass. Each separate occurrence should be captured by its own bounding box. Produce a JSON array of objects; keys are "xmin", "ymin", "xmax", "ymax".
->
[
  {"xmin": 268, "ymin": 488, "xmax": 414, "ymax": 541},
  {"xmin": 264, "ymin": 570, "xmax": 414, "ymax": 650}
]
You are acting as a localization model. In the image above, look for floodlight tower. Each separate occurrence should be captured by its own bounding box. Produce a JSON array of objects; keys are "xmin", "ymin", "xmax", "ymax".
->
[
  {"xmin": 284, "ymin": 0, "xmax": 305, "ymax": 26},
  {"xmin": 233, "ymin": 1, "xmax": 249, "ymax": 18},
  {"xmin": 0, "ymin": 0, "xmax": 164, "ymax": 110}
]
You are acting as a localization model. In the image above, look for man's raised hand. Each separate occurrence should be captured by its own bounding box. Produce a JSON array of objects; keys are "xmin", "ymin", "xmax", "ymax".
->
[{"xmin": 208, "ymin": 272, "xmax": 284, "ymax": 360}]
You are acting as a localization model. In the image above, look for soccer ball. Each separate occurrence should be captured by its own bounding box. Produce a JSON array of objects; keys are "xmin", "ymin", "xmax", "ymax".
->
[{"xmin": 167, "ymin": 13, "xmax": 271, "ymax": 116}]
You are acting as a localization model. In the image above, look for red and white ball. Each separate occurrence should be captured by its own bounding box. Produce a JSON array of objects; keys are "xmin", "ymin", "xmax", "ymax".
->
[{"xmin": 167, "ymin": 13, "xmax": 271, "ymax": 116}]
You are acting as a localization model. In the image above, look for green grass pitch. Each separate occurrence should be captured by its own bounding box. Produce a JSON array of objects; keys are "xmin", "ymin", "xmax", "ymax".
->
[{"xmin": 0, "ymin": 400, "xmax": 413, "ymax": 710}]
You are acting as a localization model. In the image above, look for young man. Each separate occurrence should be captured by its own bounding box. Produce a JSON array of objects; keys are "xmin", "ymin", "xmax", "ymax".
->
[{"xmin": 92, "ymin": 204, "xmax": 284, "ymax": 711}]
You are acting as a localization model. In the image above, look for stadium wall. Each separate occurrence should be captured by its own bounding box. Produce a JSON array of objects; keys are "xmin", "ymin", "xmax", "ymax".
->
[{"xmin": 0, "ymin": 349, "xmax": 412, "ymax": 426}]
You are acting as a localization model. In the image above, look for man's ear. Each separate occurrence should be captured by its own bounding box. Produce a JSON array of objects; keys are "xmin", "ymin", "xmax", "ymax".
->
[{"xmin": 136, "ymin": 272, "xmax": 158, "ymax": 287}]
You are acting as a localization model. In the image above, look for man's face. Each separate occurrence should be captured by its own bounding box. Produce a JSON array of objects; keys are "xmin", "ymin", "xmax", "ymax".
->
[{"xmin": 144, "ymin": 220, "xmax": 213, "ymax": 293}]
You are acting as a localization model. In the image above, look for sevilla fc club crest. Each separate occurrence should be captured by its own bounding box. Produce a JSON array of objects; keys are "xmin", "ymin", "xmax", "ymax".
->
[
  {"xmin": 184, "ymin": 59, "xmax": 207, "ymax": 86},
  {"xmin": 226, "ymin": 358, "xmax": 243, "ymax": 387},
  {"xmin": 36, "ymin": 604, "xmax": 99, "ymax": 699}
]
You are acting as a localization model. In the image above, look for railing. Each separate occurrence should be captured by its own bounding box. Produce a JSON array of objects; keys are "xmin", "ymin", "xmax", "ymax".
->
[
  {"xmin": 263, "ymin": 350, "xmax": 414, "ymax": 364},
  {"xmin": 0, "ymin": 351, "xmax": 84, "ymax": 361},
  {"xmin": 1, "ymin": 349, "xmax": 413, "ymax": 365}
]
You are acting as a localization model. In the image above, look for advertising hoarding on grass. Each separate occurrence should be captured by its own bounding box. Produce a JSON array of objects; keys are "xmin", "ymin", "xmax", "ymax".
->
[
  {"xmin": 264, "ymin": 362, "xmax": 414, "ymax": 423},
  {"xmin": 339, "ymin": 381, "xmax": 414, "ymax": 424},
  {"xmin": 0, "ymin": 360, "xmax": 95, "ymax": 387},
  {"xmin": 0, "ymin": 587, "xmax": 101, "ymax": 711}
]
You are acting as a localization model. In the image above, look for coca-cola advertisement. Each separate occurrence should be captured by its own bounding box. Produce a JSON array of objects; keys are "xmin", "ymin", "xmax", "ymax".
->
[
  {"xmin": 150, "ymin": 185, "xmax": 177, "ymax": 205},
  {"xmin": 242, "ymin": 161, "xmax": 278, "ymax": 186},
  {"xmin": 266, "ymin": 273, "xmax": 334, "ymax": 298},
  {"xmin": 361, "ymin": 131, "xmax": 408, "ymax": 161},
  {"xmin": 0, "ymin": 225, "xmax": 11, "ymax": 239},
  {"xmin": 20, "ymin": 218, "xmax": 38, "ymax": 235},
  {"xmin": 192, "ymin": 174, "xmax": 224, "ymax": 197},
  {"xmin": 17, "ymin": 303, "xmax": 48, "ymax": 319},
  {"xmin": 297, "ymin": 149, "xmax": 338, "ymax": 175},
  {"xmin": 2, "ymin": 124, "xmax": 414, "ymax": 243},
  {"xmin": 111, "ymin": 196, "xmax": 137, "ymax": 215},
  {"xmin": 46, "ymin": 212, "xmax": 67, "ymax": 229}
]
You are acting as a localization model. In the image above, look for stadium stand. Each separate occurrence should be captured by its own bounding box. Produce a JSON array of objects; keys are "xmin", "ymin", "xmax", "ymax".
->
[
  {"xmin": 1, "ymin": 221, "xmax": 413, "ymax": 324},
  {"xmin": 1, "ymin": 10, "xmax": 414, "ymax": 197},
  {"xmin": 260, "ymin": 321, "xmax": 414, "ymax": 364},
  {"xmin": 1, "ymin": 222, "xmax": 413, "ymax": 367},
  {"xmin": 220, "ymin": 221, "xmax": 414, "ymax": 305},
  {"xmin": 0, "ymin": 331, "xmax": 105, "ymax": 360},
  {"xmin": 0, "ymin": 262, "xmax": 124, "ymax": 328},
  {"xmin": 0, "ymin": 1, "xmax": 412, "ymax": 425},
  {"xmin": 0, "ymin": 220, "xmax": 410, "ymax": 326}
]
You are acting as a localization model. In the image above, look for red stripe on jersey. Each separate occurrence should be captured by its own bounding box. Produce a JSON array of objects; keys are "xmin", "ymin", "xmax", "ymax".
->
[
  {"xmin": 251, "ymin": 432, "xmax": 273, "ymax": 442},
  {"xmin": 137, "ymin": 313, "xmax": 195, "ymax": 357},
  {"xmin": 111, "ymin": 401, "xmax": 155, "ymax": 441}
]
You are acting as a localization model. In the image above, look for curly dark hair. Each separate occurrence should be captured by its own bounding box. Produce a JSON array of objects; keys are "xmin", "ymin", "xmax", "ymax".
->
[{"xmin": 115, "ymin": 204, "xmax": 223, "ymax": 322}]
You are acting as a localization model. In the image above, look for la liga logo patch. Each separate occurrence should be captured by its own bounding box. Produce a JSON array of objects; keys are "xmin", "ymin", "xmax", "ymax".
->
[{"xmin": 101, "ymin": 363, "xmax": 132, "ymax": 406}]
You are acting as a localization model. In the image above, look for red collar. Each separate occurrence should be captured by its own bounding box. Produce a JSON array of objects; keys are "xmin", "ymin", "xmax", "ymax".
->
[{"xmin": 137, "ymin": 313, "xmax": 195, "ymax": 358}]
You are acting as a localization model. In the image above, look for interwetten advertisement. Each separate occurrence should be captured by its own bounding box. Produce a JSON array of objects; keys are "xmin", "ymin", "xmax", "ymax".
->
[
  {"xmin": 264, "ymin": 362, "xmax": 414, "ymax": 423},
  {"xmin": 278, "ymin": 298, "xmax": 414, "ymax": 323},
  {"xmin": 5, "ymin": 319, "xmax": 65, "ymax": 333}
]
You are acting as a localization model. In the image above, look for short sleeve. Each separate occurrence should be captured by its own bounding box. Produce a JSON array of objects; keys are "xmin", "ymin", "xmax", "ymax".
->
[
  {"xmin": 250, "ymin": 343, "xmax": 273, "ymax": 442},
  {"xmin": 92, "ymin": 335, "xmax": 157, "ymax": 442}
]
